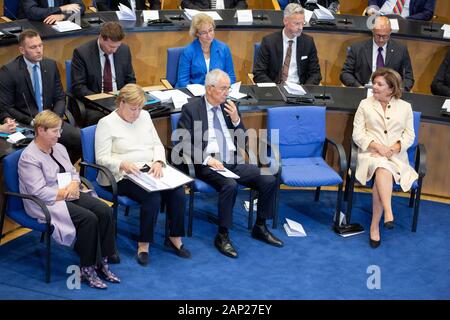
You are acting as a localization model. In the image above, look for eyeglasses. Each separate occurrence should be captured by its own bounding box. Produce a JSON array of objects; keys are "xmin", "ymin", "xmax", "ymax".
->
[
  {"xmin": 212, "ymin": 85, "xmax": 231, "ymax": 93},
  {"xmin": 373, "ymin": 33, "xmax": 390, "ymax": 40},
  {"xmin": 49, "ymin": 128, "xmax": 63, "ymax": 134},
  {"xmin": 198, "ymin": 28, "xmax": 214, "ymax": 36}
]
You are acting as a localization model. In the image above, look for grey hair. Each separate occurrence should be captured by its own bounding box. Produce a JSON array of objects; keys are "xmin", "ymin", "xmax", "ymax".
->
[
  {"xmin": 205, "ymin": 69, "xmax": 230, "ymax": 87},
  {"xmin": 284, "ymin": 3, "xmax": 304, "ymax": 18}
]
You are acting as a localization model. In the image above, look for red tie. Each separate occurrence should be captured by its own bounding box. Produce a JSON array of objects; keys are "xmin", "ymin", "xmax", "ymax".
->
[
  {"xmin": 393, "ymin": 0, "xmax": 406, "ymax": 14},
  {"xmin": 103, "ymin": 53, "xmax": 112, "ymax": 93}
]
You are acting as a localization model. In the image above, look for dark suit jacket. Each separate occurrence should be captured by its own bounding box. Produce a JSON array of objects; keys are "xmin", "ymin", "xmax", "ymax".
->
[
  {"xmin": 181, "ymin": 0, "xmax": 248, "ymax": 9},
  {"xmin": 177, "ymin": 97, "xmax": 246, "ymax": 166},
  {"xmin": 368, "ymin": 0, "xmax": 435, "ymax": 21},
  {"xmin": 70, "ymin": 39, "xmax": 136, "ymax": 99},
  {"xmin": 0, "ymin": 56, "xmax": 66, "ymax": 125},
  {"xmin": 18, "ymin": 0, "xmax": 85, "ymax": 21},
  {"xmin": 253, "ymin": 31, "xmax": 322, "ymax": 85},
  {"xmin": 340, "ymin": 39, "xmax": 414, "ymax": 91},
  {"xmin": 96, "ymin": 0, "xmax": 161, "ymax": 11},
  {"xmin": 431, "ymin": 49, "xmax": 450, "ymax": 96}
]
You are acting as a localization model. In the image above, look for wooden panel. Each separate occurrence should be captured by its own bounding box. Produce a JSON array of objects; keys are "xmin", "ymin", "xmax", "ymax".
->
[
  {"xmin": 339, "ymin": 0, "xmax": 366, "ymax": 16},
  {"xmin": 247, "ymin": 0, "xmax": 278, "ymax": 9}
]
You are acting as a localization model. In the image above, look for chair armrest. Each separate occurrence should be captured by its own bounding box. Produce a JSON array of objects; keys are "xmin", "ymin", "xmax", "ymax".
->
[
  {"xmin": 160, "ymin": 78, "xmax": 173, "ymax": 89},
  {"xmin": 79, "ymin": 161, "xmax": 118, "ymax": 204},
  {"xmin": 272, "ymin": 0, "xmax": 281, "ymax": 10},
  {"xmin": 4, "ymin": 191, "xmax": 52, "ymax": 226},
  {"xmin": 416, "ymin": 144, "xmax": 427, "ymax": 177},
  {"xmin": 325, "ymin": 138, "xmax": 347, "ymax": 177},
  {"xmin": 64, "ymin": 108, "xmax": 76, "ymax": 126},
  {"xmin": 259, "ymin": 135, "xmax": 281, "ymax": 175},
  {"xmin": 349, "ymin": 141, "xmax": 358, "ymax": 173},
  {"xmin": 67, "ymin": 92, "xmax": 86, "ymax": 127},
  {"xmin": 80, "ymin": 176, "xmax": 95, "ymax": 191}
]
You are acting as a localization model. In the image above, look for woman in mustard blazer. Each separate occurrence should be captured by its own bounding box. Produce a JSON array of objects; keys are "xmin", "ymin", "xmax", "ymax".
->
[{"xmin": 352, "ymin": 68, "xmax": 418, "ymax": 248}]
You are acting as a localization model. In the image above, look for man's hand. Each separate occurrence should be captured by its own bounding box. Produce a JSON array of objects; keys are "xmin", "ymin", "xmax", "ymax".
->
[
  {"xmin": 207, "ymin": 157, "xmax": 224, "ymax": 170},
  {"xmin": 120, "ymin": 161, "xmax": 140, "ymax": 175},
  {"xmin": 223, "ymin": 99, "xmax": 240, "ymax": 123},
  {"xmin": 60, "ymin": 3, "xmax": 81, "ymax": 13},
  {"xmin": 0, "ymin": 118, "xmax": 16, "ymax": 133},
  {"xmin": 43, "ymin": 14, "xmax": 65, "ymax": 24},
  {"xmin": 149, "ymin": 161, "xmax": 163, "ymax": 179}
]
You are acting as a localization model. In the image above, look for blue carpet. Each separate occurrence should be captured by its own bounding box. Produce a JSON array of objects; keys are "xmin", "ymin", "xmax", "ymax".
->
[{"xmin": 0, "ymin": 190, "xmax": 449, "ymax": 300}]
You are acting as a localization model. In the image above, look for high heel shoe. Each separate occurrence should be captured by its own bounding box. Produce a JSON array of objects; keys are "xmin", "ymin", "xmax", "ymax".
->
[
  {"xmin": 369, "ymin": 237, "xmax": 381, "ymax": 248},
  {"xmin": 97, "ymin": 260, "xmax": 120, "ymax": 283},
  {"xmin": 384, "ymin": 220, "xmax": 395, "ymax": 230},
  {"xmin": 81, "ymin": 266, "xmax": 108, "ymax": 289}
]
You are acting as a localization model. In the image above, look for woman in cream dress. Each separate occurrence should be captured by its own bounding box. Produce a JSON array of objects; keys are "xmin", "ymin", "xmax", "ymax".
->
[{"xmin": 352, "ymin": 68, "xmax": 418, "ymax": 248}]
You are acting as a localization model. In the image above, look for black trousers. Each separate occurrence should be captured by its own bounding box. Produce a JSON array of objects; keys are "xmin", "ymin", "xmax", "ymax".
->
[
  {"xmin": 59, "ymin": 121, "xmax": 81, "ymax": 163},
  {"xmin": 83, "ymin": 107, "xmax": 108, "ymax": 127},
  {"xmin": 66, "ymin": 193, "xmax": 116, "ymax": 268},
  {"xmin": 195, "ymin": 163, "xmax": 277, "ymax": 229},
  {"xmin": 114, "ymin": 179, "xmax": 186, "ymax": 243}
]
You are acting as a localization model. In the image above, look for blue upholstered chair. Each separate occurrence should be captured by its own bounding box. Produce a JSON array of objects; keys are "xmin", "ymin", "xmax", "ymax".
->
[
  {"xmin": 344, "ymin": 111, "xmax": 426, "ymax": 232},
  {"xmin": 266, "ymin": 106, "xmax": 347, "ymax": 228},
  {"xmin": 3, "ymin": 0, "xmax": 19, "ymax": 19},
  {"xmin": 161, "ymin": 47, "xmax": 185, "ymax": 89},
  {"xmin": 1, "ymin": 149, "xmax": 53, "ymax": 282}
]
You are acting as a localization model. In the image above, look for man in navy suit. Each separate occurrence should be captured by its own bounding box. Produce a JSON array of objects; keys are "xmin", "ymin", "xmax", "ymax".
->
[
  {"xmin": 366, "ymin": 0, "xmax": 436, "ymax": 21},
  {"xmin": 253, "ymin": 3, "xmax": 321, "ymax": 85},
  {"xmin": 177, "ymin": 69, "xmax": 283, "ymax": 258},
  {"xmin": 70, "ymin": 22, "xmax": 136, "ymax": 126},
  {"xmin": 181, "ymin": 0, "xmax": 247, "ymax": 9},
  {"xmin": 96, "ymin": 0, "xmax": 161, "ymax": 10},
  {"xmin": 0, "ymin": 29, "xmax": 81, "ymax": 162},
  {"xmin": 18, "ymin": 0, "xmax": 85, "ymax": 24}
]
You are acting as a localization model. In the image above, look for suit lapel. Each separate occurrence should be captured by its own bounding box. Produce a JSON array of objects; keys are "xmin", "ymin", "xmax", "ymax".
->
[
  {"xmin": 364, "ymin": 40, "xmax": 373, "ymax": 71},
  {"xmin": 40, "ymin": 59, "xmax": 49, "ymax": 108},
  {"xmin": 91, "ymin": 41, "xmax": 102, "ymax": 90},
  {"xmin": 276, "ymin": 32, "xmax": 284, "ymax": 79},
  {"xmin": 385, "ymin": 41, "xmax": 395, "ymax": 67},
  {"xmin": 19, "ymin": 57, "xmax": 36, "ymax": 103}
]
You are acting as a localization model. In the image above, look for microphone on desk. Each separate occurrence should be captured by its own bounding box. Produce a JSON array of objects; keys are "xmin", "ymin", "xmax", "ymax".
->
[
  {"xmin": 22, "ymin": 92, "xmax": 35, "ymax": 125},
  {"xmin": 314, "ymin": 60, "xmax": 331, "ymax": 103}
]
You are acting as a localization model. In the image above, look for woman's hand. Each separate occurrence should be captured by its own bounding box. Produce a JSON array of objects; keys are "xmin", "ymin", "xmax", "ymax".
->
[
  {"xmin": 389, "ymin": 142, "xmax": 401, "ymax": 155},
  {"xmin": 65, "ymin": 181, "xmax": 80, "ymax": 200},
  {"xmin": 370, "ymin": 142, "xmax": 394, "ymax": 158},
  {"xmin": 120, "ymin": 161, "xmax": 140, "ymax": 175},
  {"xmin": 149, "ymin": 161, "xmax": 163, "ymax": 179}
]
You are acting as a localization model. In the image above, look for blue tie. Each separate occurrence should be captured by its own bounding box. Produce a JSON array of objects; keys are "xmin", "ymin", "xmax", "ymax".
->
[
  {"xmin": 212, "ymin": 107, "xmax": 229, "ymax": 163},
  {"xmin": 33, "ymin": 64, "xmax": 43, "ymax": 113},
  {"xmin": 48, "ymin": 0, "xmax": 55, "ymax": 7}
]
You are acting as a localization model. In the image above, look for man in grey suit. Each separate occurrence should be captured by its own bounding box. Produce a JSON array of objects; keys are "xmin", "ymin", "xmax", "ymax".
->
[
  {"xmin": 253, "ymin": 3, "xmax": 321, "ymax": 85},
  {"xmin": 340, "ymin": 16, "xmax": 414, "ymax": 91},
  {"xmin": 181, "ymin": 0, "xmax": 247, "ymax": 9},
  {"xmin": 70, "ymin": 22, "xmax": 136, "ymax": 126}
]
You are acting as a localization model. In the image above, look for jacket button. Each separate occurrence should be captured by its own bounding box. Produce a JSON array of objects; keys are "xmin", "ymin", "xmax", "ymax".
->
[
  {"xmin": 384, "ymin": 130, "xmax": 388, "ymax": 134},
  {"xmin": 386, "ymin": 117, "xmax": 390, "ymax": 120}
]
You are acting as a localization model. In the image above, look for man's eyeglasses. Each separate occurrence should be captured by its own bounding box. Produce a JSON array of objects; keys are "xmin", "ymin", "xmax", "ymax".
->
[
  {"xmin": 212, "ymin": 85, "xmax": 231, "ymax": 93},
  {"xmin": 373, "ymin": 33, "xmax": 390, "ymax": 40}
]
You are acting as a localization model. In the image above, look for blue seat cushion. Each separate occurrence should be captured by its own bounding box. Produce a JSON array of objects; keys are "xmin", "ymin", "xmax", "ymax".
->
[
  {"xmin": 8, "ymin": 210, "xmax": 50, "ymax": 233},
  {"xmin": 366, "ymin": 179, "xmax": 419, "ymax": 192},
  {"xmin": 281, "ymin": 157, "xmax": 342, "ymax": 187}
]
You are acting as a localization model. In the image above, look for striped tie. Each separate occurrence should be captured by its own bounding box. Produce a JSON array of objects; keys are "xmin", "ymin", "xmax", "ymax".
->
[
  {"xmin": 393, "ymin": 0, "xmax": 406, "ymax": 14},
  {"xmin": 211, "ymin": 0, "xmax": 217, "ymax": 9}
]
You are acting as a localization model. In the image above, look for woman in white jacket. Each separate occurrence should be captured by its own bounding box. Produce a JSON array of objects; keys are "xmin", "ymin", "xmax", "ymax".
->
[{"xmin": 352, "ymin": 68, "xmax": 418, "ymax": 248}]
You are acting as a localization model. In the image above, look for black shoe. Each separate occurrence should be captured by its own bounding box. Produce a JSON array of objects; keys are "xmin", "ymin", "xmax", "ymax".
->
[
  {"xmin": 251, "ymin": 224, "xmax": 284, "ymax": 247},
  {"xmin": 136, "ymin": 252, "xmax": 149, "ymax": 266},
  {"xmin": 164, "ymin": 238, "xmax": 191, "ymax": 259},
  {"xmin": 214, "ymin": 233, "xmax": 238, "ymax": 258},
  {"xmin": 384, "ymin": 220, "xmax": 395, "ymax": 230},
  {"xmin": 81, "ymin": 266, "xmax": 108, "ymax": 290},
  {"xmin": 108, "ymin": 253, "xmax": 121, "ymax": 264},
  {"xmin": 369, "ymin": 238, "xmax": 381, "ymax": 248},
  {"xmin": 96, "ymin": 263, "xmax": 121, "ymax": 284}
]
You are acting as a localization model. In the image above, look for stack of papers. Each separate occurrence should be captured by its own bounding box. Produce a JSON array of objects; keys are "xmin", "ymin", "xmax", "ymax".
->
[
  {"xmin": 228, "ymin": 82, "xmax": 247, "ymax": 99},
  {"xmin": 304, "ymin": 9, "xmax": 313, "ymax": 24},
  {"xmin": 389, "ymin": 18, "xmax": 400, "ymax": 32},
  {"xmin": 283, "ymin": 218, "xmax": 307, "ymax": 237},
  {"xmin": 314, "ymin": 4, "xmax": 334, "ymax": 20},
  {"xmin": 441, "ymin": 99, "xmax": 450, "ymax": 112},
  {"xmin": 210, "ymin": 167, "xmax": 240, "ymax": 179},
  {"xmin": 126, "ymin": 165, "xmax": 193, "ymax": 192},
  {"xmin": 148, "ymin": 89, "xmax": 191, "ymax": 109},
  {"xmin": 442, "ymin": 24, "xmax": 450, "ymax": 39},
  {"xmin": 51, "ymin": 21, "xmax": 82, "ymax": 32},
  {"xmin": 236, "ymin": 10, "xmax": 253, "ymax": 24},
  {"xmin": 284, "ymin": 82, "xmax": 307, "ymax": 95},
  {"xmin": 6, "ymin": 131, "xmax": 27, "ymax": 144},
  {"xmin": 142, "ymin": 10, "xmax": 159, "ymax": 21},
  {"xmin": 256, "ymin": 82, "xmax": 277, "ymax": 87},
  {"xmin": 186, "ymin": 84, "xmax": 205, "ymax": 96},
  {"xmin": 184, "ymin": 9, "xmax": 222, "ymax": 21},
  {"xmin": 116, "ymin": 3, "xmax": 136, "ymax": 21}
]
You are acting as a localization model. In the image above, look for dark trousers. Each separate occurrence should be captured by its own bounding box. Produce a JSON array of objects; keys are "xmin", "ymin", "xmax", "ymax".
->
[
  {"xmin": 66, "ymin": 193, "xmax": 116, "ymax": 267},
  {"xmin": 59, "ymin": 121, "xmax": 81, "ymax": 163},
  {"xmin": 195, "ymin": 163, "xmax": 277, "ymax": 229},
  {"xmin": 115, "ymin": 179, "xmax": 186, "ymax": 242},
  {"xmin": 84, "ymin": 107, "xmax": 108, "ymax": 127}
]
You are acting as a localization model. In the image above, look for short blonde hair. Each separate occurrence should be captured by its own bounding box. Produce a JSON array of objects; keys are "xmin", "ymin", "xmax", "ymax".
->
[
  {"xmin": 34, "ymin": 110, "xmax": 62, "ymax": 134},
  {"xmin": 115, "ymin": 83, "xmax": 146, "ymax": 108},
  {"xmin": 189, "ymin": 13, "xmax": 215, "ymax": 38},
  {"xmin": 371, "ymin": 67, "xmax": 403, "ymax": 99}
]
